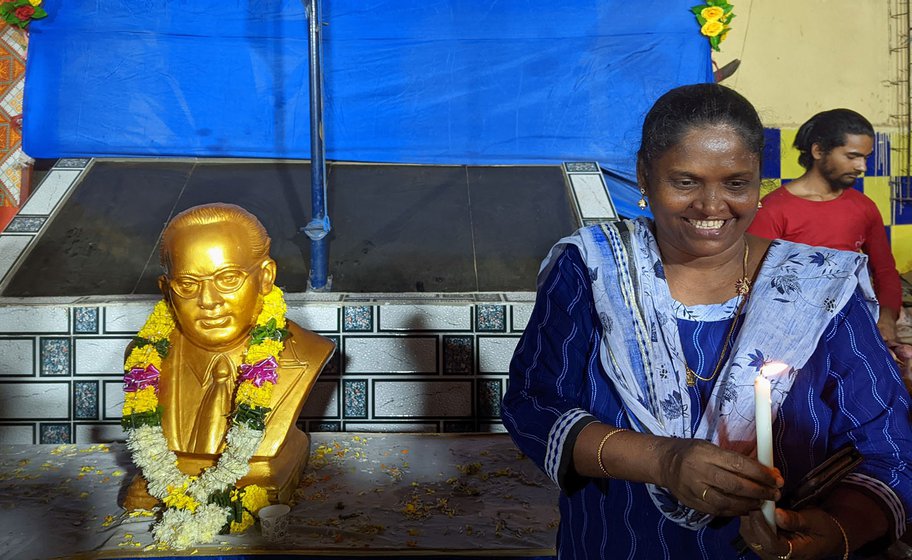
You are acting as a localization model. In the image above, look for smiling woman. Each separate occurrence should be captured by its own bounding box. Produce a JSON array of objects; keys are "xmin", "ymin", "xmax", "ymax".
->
[
  {"xmin": 637, "ymin": 89, "xmax": 764, "ymax": 304},
  {"xmin": 502, "ymin": 84, "xmax": 912, "ymax": 560}
]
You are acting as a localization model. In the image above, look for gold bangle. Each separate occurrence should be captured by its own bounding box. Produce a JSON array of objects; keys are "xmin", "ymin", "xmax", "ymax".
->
[
  {"xmin": 596, "ymin": 427, "xmax": 627, "ymax": 478},
  {"xmin": 826, "ymin": 513, "xmax": 849, "ymax": 560}
]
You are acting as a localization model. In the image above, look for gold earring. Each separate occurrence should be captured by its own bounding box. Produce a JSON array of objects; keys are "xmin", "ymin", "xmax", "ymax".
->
[
  {"xmin": 757, "ymin": 200, "xmax": 763, "ymax": 209},
  {"xmin": 638, "ymin": 188, "xmax": 648, "ymax": 210}
]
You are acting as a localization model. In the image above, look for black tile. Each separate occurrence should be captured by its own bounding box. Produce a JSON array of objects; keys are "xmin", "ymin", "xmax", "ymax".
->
[
  {"xmin": 3, "ymin": 161, "xmax": 192, "ymax": 296},
  {"xmin": 6, "ymin": 161, "xmax": 576, "ymax": 295},
  {"xmin": 469, "ymin": 166, "xmax": 578, "ymax": 291},
  {"xmin": 326, "ymin": 164, "xmax": 475, "ymax": 292},
  {"xmin": 135, "ymin": 161, "xmax": 314, "ymax": 293}
]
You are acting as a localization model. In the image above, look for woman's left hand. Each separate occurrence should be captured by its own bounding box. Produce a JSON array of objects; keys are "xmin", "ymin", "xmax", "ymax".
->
[{"xmin": 739, "ymin": 507, "xmax": 844, "ymax": 559}]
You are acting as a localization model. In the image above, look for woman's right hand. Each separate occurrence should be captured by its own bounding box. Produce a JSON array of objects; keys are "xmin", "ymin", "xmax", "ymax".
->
[
  {"xmin": 739, "ymin": 507, "xmax": 847, "ymax": 560},
  {"xmin": 654, "ymin": 437, "xmax": 783, "ymax": 517}
]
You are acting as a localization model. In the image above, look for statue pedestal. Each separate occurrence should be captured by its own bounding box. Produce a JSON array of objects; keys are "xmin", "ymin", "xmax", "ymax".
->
[{"xmin": 123, "ymin": 429, "xmax": 311, "ymax": 510}]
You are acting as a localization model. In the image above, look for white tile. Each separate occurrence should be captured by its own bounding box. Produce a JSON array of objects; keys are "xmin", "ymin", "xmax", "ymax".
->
[
  {"xmin": 478, "ymin": 337, "xmax": 521, "ymax": 373},
  {"xmin": 503, "ymin": 292, "xmax": 536, "ymax": 303},
  {"xmin": 570, "ymin": 174, "xmax": 617, "ymax": 220},
  {"xmin": 345, "ymin": 337, "xmax": 436, "ymax": 373},
  {"xmin": 0, "ymin": 235, "xmax": 30, "ymax": 279},
  {"xmin": 511, "ymin": 304, "xmax": 534, "ymax": 332},
  {"xmin": 373, "ymin": 381, "xmax": 471, "ymax": 417},
  {"xmin": 102, "ymin": 380, "xmax": 124, "ymax": 420},
  {"xmin": 299, "ymin": 380, "xmax": 339, "ymax": 417},
  {"xmin": 0, "ymin": 424, "xmax": 33, "ymax": 444},
  {"xmin": 344, "ymin": 422, "xmax": 438, "ymax": 433},
  {"xmin": 0, "ymin": 339, "xmax": 34, "ymax": 376},
  {"xmin": 75, "ymin": 423, "xmax": 125, "ymax": 443},
  {"xmin": 378, "ymin": 305, "xmax": 471, "ymax": 331},
  {"xmin": 18, "ymin": 169, "xmax": 82, "ymax": 215},
  {"xmin": 285, "ymin": 305, "xmax": 339, "ymax": 332},
  {"xmin": 75, "ymin": 338, "xmax": 131, "ymax": 375},
  {"xmin": 0, "ymin": 383, "xmax": 69, "ymax": 419},
  {"xmin": 0, "ymin": 305, "xmax": 68, "ymax": 333},
  {"xmin": 103, "ymin": 302, "xmax": 157, "ymax": 333}
]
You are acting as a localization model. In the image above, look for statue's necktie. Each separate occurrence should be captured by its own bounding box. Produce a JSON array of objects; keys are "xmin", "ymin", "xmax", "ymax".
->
[{"xmin": 190, "ymin": 354, "xmax": 234, "ymax": 454}]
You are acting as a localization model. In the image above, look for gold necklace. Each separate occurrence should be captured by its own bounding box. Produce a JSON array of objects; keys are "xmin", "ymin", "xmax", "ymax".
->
[{"xmin": 684, "ymin": 241, "xmax": 751, "ymax": 387}]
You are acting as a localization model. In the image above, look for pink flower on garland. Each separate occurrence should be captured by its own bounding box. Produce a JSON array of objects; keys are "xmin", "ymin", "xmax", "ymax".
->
[
  {"xmin": 239, "ymin": 357, "xmax": 278, "ymax": 387},
  {"xmin": 124, "ymin": 364, "xmax": 161, "ymax": 393}
]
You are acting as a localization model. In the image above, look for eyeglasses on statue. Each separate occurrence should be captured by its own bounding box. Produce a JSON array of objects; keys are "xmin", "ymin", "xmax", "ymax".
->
[{"xmin": 167, "ymin": 261, "xmax": 263, "ymax": 299}]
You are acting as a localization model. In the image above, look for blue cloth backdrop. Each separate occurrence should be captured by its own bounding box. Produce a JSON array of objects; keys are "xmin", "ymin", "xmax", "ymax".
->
[{"xmin": 23, "ymin": 1, "xmax": 711, "ymax": 217}]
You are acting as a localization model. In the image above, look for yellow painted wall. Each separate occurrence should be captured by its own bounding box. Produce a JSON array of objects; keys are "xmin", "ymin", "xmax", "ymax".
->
[{"xmin": 713, "ymin": 0, "xmax": 895, "ymax": 128}]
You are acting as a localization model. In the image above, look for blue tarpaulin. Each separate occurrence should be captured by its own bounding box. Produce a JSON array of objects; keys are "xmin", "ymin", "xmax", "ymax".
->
[{"xmin": 23, "ymin": 0, "xmax": 711, "ymax": 217}]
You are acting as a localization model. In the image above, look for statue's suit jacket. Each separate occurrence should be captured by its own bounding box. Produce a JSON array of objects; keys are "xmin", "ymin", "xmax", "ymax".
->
[{"xmin": 158, "ymin": 320, "xmax": 335, "ymax": 458}]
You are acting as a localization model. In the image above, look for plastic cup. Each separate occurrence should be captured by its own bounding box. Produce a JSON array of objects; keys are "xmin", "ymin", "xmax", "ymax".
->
[{"xmin": 259, "ymin": 504, "xmax": 291, "ymax": 542}]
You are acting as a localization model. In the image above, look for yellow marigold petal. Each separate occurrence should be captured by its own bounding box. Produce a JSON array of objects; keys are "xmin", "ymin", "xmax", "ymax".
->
[
  {"xmin": 236, "ymin": 382, "xmax": 273, "ymax": 409},
  {"xmin": 137, "ymin": 301, "xmax": 176, "ymax": 340},
  {"xmin": 163, "ymin": 485, "xmax": 201, "ymax": 512},
  {"xmin": 245, "ymin": 339, "xmax": 284, "ymax": 365},
  {"xmin": 230, "ymin": 512, "xmax": 255, "ymax": 533},
  {"xmin": 123, "ymin": 387, "xmax": 159, "ymax": 415},
  {"xmin": 241, "ymin": 484, "xmax": 270, "ymax": 514},
  {"xmin": 124, "ymin": 345, "xmax": 162, "ymax": 371},
  {"xmin": 256, "ymin": 287, "xmax": 287, "ymax": 329}
]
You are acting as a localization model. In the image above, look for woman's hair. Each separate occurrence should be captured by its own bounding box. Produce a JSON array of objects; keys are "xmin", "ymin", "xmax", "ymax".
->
[
  {"xmin": 637, "ymin": 83, "xmax": 764, "ymax": 178},
  {"xmin": 793, "ymin": 108, "xmax": 874, "ymax": 170},
  {"xmin": 160, "ymin": 203, "xmax": 271, "ymax": 273}
]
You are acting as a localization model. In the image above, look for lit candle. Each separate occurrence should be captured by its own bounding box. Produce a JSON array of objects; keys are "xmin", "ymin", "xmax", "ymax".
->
[{"xmin": 754, "ymin": 371, "xmax": 775, "ymax": 530}]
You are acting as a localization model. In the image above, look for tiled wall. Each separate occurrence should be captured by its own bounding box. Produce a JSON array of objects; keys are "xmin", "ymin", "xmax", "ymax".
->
[
  {"xmin": 0, "ymin": 297, "xmax": 533, "ymax": 444},
  {"xmin": 760, "ymin": 128, "xmax": 912, "ymax": 271},
  {"xmin": 0, "ymin": 158, "xmax": 624, "ymax": 444}
]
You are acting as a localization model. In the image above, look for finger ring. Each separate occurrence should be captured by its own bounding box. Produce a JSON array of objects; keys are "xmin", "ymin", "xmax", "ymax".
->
[
  {"xmin": 750, "ymin": 543, "xmax": 763, "ymax": 552},
  {"xmin": 701, "ymin": 487, "xmax": 710, "ymax": 501},
  {"xmin": 776, "ymin": 539, "xmax": 793, "ymax": 560}
]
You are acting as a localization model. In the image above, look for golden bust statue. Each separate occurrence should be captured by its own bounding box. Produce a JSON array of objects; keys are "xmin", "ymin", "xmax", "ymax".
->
[{"xmin": 123, "ymin": 203, "xmax": 334, "ymax": 510}]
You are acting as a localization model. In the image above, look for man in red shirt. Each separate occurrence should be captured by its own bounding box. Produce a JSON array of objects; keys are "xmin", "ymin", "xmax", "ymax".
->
[{"xmin": 749, "ymin": 109, "xmax": 903, "ymax": 342}]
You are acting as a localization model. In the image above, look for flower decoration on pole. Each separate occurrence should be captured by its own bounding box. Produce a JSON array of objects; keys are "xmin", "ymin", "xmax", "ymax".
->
[
  {"xmin": 0, "ymin": 0, "xmax": 48, "ymax": 29},
  {"xmin": 691, "ymin": 0, "xmax": 734, "ymax": 52}
]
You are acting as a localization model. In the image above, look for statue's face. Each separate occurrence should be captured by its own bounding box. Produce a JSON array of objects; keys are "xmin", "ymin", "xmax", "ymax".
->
[{"xmin": 161, "ymin": 224, "xmax": 274, "ymax": 351}]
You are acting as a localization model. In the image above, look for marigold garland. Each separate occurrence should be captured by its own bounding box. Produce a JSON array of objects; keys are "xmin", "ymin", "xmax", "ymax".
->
[
  {"xmin": 122, "ymin": 287, "xmax": 290, "ymax": 549},
  {"xmin": 691, "ymin": 0, "xmax": 734, "ymax": 52}
]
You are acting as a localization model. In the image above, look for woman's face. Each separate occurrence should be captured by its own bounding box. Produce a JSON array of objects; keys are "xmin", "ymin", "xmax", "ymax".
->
[{"xmin": 642, "ymin": 124, "xmax": 760, "ymax": 261}]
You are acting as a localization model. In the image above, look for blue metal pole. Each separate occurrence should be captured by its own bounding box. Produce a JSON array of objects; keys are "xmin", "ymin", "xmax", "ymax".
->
[{"xmin": 303, "ymin": 0, "xmax": 331, "ymax": 290}]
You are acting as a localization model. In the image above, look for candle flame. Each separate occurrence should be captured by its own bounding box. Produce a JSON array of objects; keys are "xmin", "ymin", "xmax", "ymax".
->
[{"xmin": 760, "ymin": 361, "xmax": 789, "ymax": 378}]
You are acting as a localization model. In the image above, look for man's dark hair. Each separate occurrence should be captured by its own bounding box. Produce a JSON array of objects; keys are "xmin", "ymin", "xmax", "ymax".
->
[
  {"xmin": 637, "ymin": 83, "xmax": 764, "ymax": 178},
  {"xmin": 793, "ymin": 109, "xmax": 874, "ymax": 170}
]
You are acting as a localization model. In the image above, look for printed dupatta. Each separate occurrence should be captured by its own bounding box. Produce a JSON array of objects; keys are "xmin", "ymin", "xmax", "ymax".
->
[{"xmin": 539, "ymin": 218, "xmax": 876, "ymax": 529}]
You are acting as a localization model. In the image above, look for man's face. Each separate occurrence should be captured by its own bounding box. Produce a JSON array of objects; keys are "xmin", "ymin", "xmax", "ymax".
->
[
  {"xmin": 161, "ymin": 224, "xmax": 273, "ymax": 351},
  {"xmin": 816, "ymin": 133, "xmax": 874, "ymax": 190}
]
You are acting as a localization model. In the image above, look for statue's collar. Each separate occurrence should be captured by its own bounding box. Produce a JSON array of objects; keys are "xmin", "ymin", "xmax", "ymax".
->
[{"xmin": 174, "ymin": 333, "xmax": 247, "ymax": 386}]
